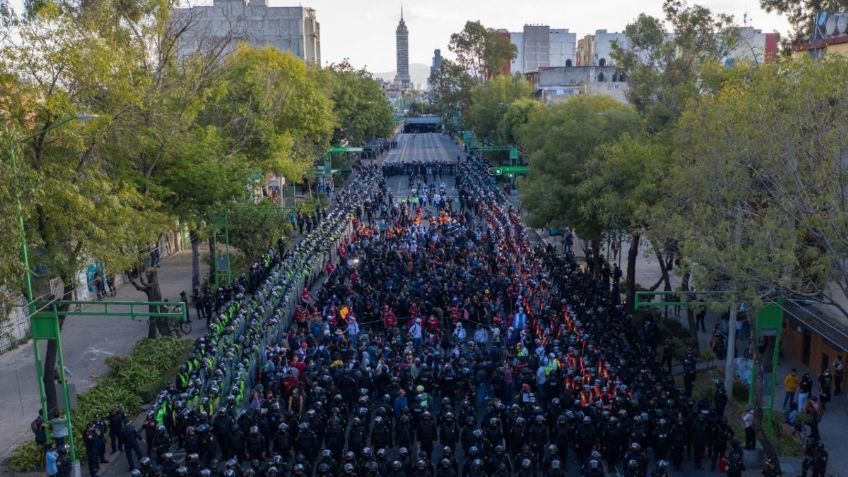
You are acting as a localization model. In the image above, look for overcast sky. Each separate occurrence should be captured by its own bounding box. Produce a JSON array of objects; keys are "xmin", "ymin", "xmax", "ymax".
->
[
  {"xmin": 306, "ymin": 0, "xmax": 790, "ymax": 72},
  {"xmin": 7, "ymin": 0, "xmax": 791, "ymax": 73}
]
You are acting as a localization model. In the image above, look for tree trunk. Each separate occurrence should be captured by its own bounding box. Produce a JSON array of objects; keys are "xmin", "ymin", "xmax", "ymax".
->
[
  {"xmin": 42, "ymin": 282, "xmax": 75, "ymax": 416},
  {"xmin": 682, "ymin": 271, "xmax": 699, "ymax": 338},
  {"xmin": 655, "ymin": 248, "xmax": 672, "ymax": 292},
  {"xmin": 190, "ymin": 231, "xmax": 201, "ymax": 289},
  {"xmin": 626, "ymin": 232, "xmax": 640, "ymax": 311},
  {"xmin": 143, "ymin": 268, "xmax": 170, "ymax": 337}
]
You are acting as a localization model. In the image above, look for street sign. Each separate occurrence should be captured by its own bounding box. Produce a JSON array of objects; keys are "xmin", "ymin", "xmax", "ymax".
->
[
  {"xmin": 500, "ymin": 166, "xmax": 528, "ymax": 174},
  {"xmin": 487, "ymin": 165, "xmax": 527, "ymax": 176}
]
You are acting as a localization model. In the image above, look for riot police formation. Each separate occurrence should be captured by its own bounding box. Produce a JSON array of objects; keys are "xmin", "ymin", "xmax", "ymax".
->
[{"xmin": 115, "ymin": 140, "xmax": 812, "ymax": 477}]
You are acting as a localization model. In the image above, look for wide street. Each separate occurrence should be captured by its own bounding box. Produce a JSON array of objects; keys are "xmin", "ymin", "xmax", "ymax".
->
[{"xmin": 0, "ymin": 129, "xmax": 828, "ymax": 476}]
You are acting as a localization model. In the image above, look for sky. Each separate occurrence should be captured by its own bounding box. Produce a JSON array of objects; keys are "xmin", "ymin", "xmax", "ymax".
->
[{"xmin": 302, "ymin": 0, "xmax": 791, "ymax": 72}]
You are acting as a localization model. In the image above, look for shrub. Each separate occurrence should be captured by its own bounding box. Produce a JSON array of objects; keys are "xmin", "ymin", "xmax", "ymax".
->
[
  {"xmin": 732, "ymin": 379, "xmax": 749, "ymax": 402},
  {"xmin": 11, "ymin": 337, "xmax": 190, "ymax": 471},
  {"xmin": 9, "ymin": 440, "xmax": 45, "ymax": 472}
]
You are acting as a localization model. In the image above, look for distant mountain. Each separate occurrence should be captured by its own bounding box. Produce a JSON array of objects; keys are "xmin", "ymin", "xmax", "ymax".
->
[{"xmin": 374, "ymin": 63, "xmax": 432, "ymax": 88}]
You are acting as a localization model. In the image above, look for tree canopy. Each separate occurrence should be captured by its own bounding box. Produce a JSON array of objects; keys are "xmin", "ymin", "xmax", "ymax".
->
[
  {"xmin": 467, "ymin": 75, "xmax": 532, "ymax": 142},
  {"xmin": 612, "ymin": 0, "xmax": 739, "ymax": 132},
  {"xmin": 316, "ymin": 61, "xmax": 394, "ymax": 146},
  {"xmin": 517, "ymin": 96, "xmax": 642, "ymax": 242}
]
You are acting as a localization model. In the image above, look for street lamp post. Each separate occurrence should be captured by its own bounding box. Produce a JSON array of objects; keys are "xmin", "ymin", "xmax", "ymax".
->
[{"xmin": 5, "ymin": 113, "xmax": 97, "ymax": 477}]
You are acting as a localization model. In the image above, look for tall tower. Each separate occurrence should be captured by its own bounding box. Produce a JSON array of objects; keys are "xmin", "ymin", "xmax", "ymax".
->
[{"xmin": 394, "ymin": 7, "xmax": 411, "ymax": 89}]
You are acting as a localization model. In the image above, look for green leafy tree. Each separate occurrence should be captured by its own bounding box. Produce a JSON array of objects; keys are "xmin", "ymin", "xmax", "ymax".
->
[
  {"xmin": 201, "ymin": 44, "xmax": 336, "ymax": 182},
  {"xmin": 84, "ymin": 0, "xmax": 244, "ymax": 326},
  {"xmin": 428, "ymin": 59, "xmax": 475, "ymax": 132},
  {"xmin": 495, "ymin": 98, "xmax": 544, "ymax": 146},
  {"xmin": 0, "ymin": 3, "xmax": 162, "ymax": 412},
  {"xmin": 227, "ymin": 201, "xmax": 293, "ymax": 262},
  {"xmin": 448, "ymin": 20, "xmax": 517, "ymax": 84},
  {"xmin": 316, "ymin": 61, "xmax": 394, "ymax": 146},
  {"xmin": 517, "ymin": 96, "xmax": 642, "ymax": 275},
  {"xmin": 665, "ymin": 57, "xmax": 848, "ymax": 465},
  {"xmin": 612, "ymin": 0, "xmax": 739, "ymax": 132},
  {"xmin": 581, "ymin": 133, "xmax": 673, "ymax": 307},
  {"xmin": 467, "ymin": 75, "xmax": 532, "ymax": 142},
  {"xmin": 610, "ymin": 0, "xmax": 741, "ymax": 294}
]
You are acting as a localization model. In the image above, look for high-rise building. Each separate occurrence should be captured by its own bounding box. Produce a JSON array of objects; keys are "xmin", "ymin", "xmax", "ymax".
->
[
  {"xmin": 510, "ymin": 32, "xmax": 524, "ymax": 73},
  {"xmin": 430, "ymin": 49, "xmax": 443, "ymax": 79},
  {"xmin": 591, "ymin": 29, "xmax": 628, "ymax": 66},
  {"xmin": 171, "ymin": 0, "xmax": 320, "ymax": 65},
  {"xmin": 394, "ymin": 8, "xmax": 411, "ymax": 89},
  {"xmin": 549, "ymin": 29, "xmax": 576, "ymax": 67},
  {"xmin": 522, "ymin": 25, "xmax": 551, "ymax": 73},
  {"xmin": 510, "ymin": 25, "xmax": 576, "ymax": 73}
]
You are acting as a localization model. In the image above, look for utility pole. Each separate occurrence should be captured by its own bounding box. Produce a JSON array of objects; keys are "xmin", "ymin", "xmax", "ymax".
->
[{"xmin": 724, "ymin": 204, "xmax": 743, "ymax": 394}]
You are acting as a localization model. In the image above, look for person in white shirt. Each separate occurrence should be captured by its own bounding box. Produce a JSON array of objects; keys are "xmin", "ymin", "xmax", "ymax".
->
[
  {"xmin": 453, "ymin": 322, "xmax": 466, "ymax": 343},
  {"xmin": 346, "ymin": 317, "xmax": 360, "ymax": 348},
  {"xmin": 742, "ymin": 407, "xmax": 756, "ymax": 450},
  {"xmin": 409, "ymin": 318, "xmax": 423, "ymax": 349}
]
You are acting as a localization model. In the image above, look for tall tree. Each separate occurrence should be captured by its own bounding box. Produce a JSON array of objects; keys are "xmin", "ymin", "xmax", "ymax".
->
[
  {"xmin": 428, "ymin": 59, "xmax": 474, "ymax": 132},
  {"xmin": 0, "ymin": 3, "xmax": 160, "ymax": 412},
  {"xmin": 495, "ymin": 98, "xmax": 544, "ymax": 146},
  {"xmin": 467, "ymin": 75, "xmax": 532, "ymax": 142},
  {"xmin": 86, "ymin": 0, "xmax": 238, "ymax": 327},
  {"xmin": 201, "ymin": 44, "xmax": 336, "ymax": 183},
  {"xmin": 665, "ymin": 58, "xmax": 848, "ymax": 465},
  {"xmin": 612, "ymin": 0, "xmax": 739, "ymax": 132},
  {"xmin": 448, "ymin": 21, "xmax": 517, "ymax": 84},
  {"xmin": 316, "ymin": 61, "xmax": 394, "ymax": 146},
  {"xmin": 517, "ymin": 96, "xmax": 642, "ymax": 275},
  {"xmin": 581, "ymin": 133, "xmax": 673, "ymax": 308}
]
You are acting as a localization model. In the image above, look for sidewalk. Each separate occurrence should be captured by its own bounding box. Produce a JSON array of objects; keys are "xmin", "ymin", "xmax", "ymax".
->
[
  {"xmin": 772, "ymin": 356, "xmax": 847, "ymax": 477},
  {"xmin": 0, "ymin": 249, "xmax": 208, "ymax": 463}
]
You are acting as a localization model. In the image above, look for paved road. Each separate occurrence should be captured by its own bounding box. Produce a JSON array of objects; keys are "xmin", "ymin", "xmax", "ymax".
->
[
  {"xmin": 383, "ymin": 133, "xmax": 459, "ymax": 164},
  {"xmin": 0, "ymin": 251, "xmax": 209, "ymax": 463}
]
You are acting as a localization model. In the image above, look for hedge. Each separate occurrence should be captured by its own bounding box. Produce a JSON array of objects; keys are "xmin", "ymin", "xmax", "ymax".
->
[{"xmin": 9, "ymin": 337, "xmax": 190, "ymax": 472}]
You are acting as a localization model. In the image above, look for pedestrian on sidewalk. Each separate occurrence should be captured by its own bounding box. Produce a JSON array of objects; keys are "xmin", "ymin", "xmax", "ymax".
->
[
  {"xmin": 46, "ymin": 444, "xmax": 59, "ymax": 477},
  {"xmin": 83, "ymin": 423, "xmax": 101, "ymax": 477},
  {"xmin": 818, "ymin": 369, "xmax": 833, "ymax": 403},
  {"xmin": 31, "ymin": 412, "xmax": 47, "ymax": 447},
  {"xmin": 121, "ymin": 418, "xmax": 145, "ymax": 470},
  {"xmin": 783, "ymin": 368, "xmax": 799, "ymax": 410},
  {"xmin": 695, "ymin": 300, "xmax": 707, "ymax": 333},
  {"xmin": 834, "ymin": 356, "xmax": 844, "ymax": 395},
  {"xmin": 799, "ymin": 372, "xmax": 814, "ymax": 411},
  {"xmin": 108, "ymin": 406, "xmax": 127, "ymax": 454},
  {"xmin": 742, "ymin": 407, "xmax": 755, "ymax": 450}
]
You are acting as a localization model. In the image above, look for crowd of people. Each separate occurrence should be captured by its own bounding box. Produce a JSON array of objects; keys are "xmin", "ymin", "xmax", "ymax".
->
[{"xmin": 45, "ymin": 135, "xmax": 830, "ymax": 477}]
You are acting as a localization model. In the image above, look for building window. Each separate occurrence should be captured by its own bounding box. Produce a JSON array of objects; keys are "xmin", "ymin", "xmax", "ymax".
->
[
  {"xmin": 598, "ymin": 72, "xmax": 605, "ymax": 82},
  {"xmin": 565, "ymin": 59, "xmax": 572, "ymax": 67},
  {"xmin": 598, "ymin": 58, "xmax": 606, "ymax": 67}
]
